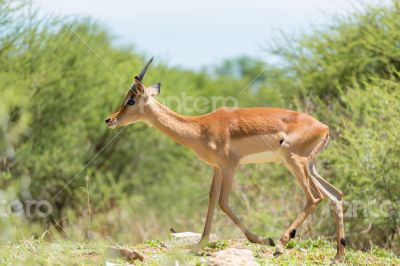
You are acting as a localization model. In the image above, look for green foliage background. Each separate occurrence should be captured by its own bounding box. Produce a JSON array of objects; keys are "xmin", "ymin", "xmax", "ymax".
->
[{"xmin": 0, "ymin": 0, "xmax": 399, "ymax": 254}]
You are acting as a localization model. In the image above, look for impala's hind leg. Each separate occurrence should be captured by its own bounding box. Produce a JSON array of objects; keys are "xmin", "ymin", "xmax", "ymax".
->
[
  {"xmin": 309, "ymin": 163, "xmax": 345, "ymax": 262},
  {"xmin": 275, "ymin": 155, "xmax": 324, "ymax": 255},
  {"xmin": 218, "ymin": 165, "xmax": 274, "ymax": 246}
]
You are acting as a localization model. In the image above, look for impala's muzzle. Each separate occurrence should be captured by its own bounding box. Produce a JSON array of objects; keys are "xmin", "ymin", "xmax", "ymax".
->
[{"xmin": 105, "ymin": 117, "xmax": 118, "ymax": 128}]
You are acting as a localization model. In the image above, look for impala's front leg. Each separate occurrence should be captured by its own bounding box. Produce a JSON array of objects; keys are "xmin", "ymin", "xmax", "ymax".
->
[{"xmin": 193, "ymin": 167, "xmax": 222, "ymax": 250}]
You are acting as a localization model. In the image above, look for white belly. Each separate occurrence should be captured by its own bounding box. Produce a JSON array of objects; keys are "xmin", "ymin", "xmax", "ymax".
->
[{"xmin": 240, "ymin": 151, "xmax": 281, "ymax": 164}]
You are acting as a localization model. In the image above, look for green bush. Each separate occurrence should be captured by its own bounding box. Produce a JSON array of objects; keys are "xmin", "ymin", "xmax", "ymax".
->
[
  {"xmin": 270, "ymin": 0, "xmax": 400, "ymax": 100},
  {"xmin": 323, "ymin": 78, "xmax": 400, "ymax": 251}
]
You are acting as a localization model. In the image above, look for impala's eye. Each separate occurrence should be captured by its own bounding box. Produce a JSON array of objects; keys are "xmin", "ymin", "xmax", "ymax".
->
[{"xmin": 127, "ymin": 99, "xmax": 135, "ymax": 105}]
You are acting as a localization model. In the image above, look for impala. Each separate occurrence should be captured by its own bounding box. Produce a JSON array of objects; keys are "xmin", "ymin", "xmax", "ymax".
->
[{"xmin": 105, "ymin": 58, "xmax": 346, "ymax": 262}]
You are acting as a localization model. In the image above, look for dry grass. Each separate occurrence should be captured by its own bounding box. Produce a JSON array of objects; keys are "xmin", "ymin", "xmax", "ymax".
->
[{"xmin": 0, "ymin": 237, "xmax": 398, "ymax": 265}]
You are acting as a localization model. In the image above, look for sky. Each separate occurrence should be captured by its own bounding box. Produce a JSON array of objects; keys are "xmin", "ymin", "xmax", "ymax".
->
[{"xmin": 35, "ymin": 0, "xmax": 389, "ymax": 70}]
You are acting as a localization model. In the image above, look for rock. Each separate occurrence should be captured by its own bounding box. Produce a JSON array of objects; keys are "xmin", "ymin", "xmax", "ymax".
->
[
  {"xmin": 168, "ymin": 232, "xmax": 217, "ymax": 247},
  {"xmin": 209, "ymin": 248, "xmax": 259, "ymax": 266},
  {"xmin": 107, "ymin": 247, "xmax": 144, "ymax": 263}
]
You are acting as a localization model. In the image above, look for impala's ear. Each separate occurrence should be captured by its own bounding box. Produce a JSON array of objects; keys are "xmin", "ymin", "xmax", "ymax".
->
[{"xmin": 145, "ymin": 83, "xmax": 161, "ymax": 97}]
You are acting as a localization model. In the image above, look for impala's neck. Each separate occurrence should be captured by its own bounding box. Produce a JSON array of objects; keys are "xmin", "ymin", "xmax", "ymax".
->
[{"xmin": 145, "ymin": 98, "xmax": 201, "ymax": 147}]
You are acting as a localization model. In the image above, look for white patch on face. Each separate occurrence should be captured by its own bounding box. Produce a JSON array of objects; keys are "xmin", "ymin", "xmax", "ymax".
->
[{"xmin": 240, "ymin": 151, "xmax": 281, "ymax": 164}]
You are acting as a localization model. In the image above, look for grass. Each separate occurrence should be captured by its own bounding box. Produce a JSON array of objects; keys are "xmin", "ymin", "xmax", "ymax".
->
[
  {"xmin": 0, "ymin": 237, "xmax": 398, "ymax": 265},
  {"xmin": 0, "ymin": 239, "xmax": 104, "ymax": 265}
]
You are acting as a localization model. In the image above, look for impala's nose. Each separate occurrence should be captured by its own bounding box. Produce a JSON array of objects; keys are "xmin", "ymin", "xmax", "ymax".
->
[{"xmin": 105, "ymin": 117, "xmax": 117, "ymax": 127}]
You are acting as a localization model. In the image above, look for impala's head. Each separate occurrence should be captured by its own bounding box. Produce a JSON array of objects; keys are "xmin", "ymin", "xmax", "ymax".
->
[{"xmin": 105, "ymin": 57, "xmax": 161, "ymax": 128}]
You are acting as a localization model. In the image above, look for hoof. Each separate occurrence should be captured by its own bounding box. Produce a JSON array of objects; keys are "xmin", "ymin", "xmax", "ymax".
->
[
  {"xmin": 274, "ymin": 241, "xmax": 285, "ymax": 257},
  {"xmin": 246, "ymin": 232, "xmax": 275, "ymax": 246},
  {"xmin": 191, "ymin": 239, "xmax": 211, "ymax": 254},
  {"xmin": 258, "ymin": 237, "xmax": 275, "ymax": 246},
  {"xmin": 331, "ymin": 253, "xmax": 345, "ymax": 264}
]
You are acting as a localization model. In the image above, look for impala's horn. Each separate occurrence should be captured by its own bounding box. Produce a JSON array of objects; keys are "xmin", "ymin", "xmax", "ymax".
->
[
  {"xmin": 137, "ymin": 56, "xmax": 154, "ymax": 81},
  {"xmin": 131, "ymin": 57, "xmax": 154, "ymax": 92}
]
